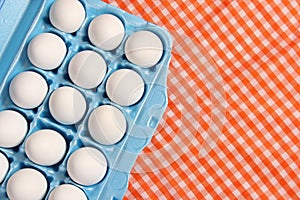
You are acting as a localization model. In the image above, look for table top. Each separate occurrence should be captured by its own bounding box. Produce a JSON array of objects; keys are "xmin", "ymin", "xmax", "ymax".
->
[{"xmin": 104, "ymin": 0, "xmax": 299, "ymax": 199}]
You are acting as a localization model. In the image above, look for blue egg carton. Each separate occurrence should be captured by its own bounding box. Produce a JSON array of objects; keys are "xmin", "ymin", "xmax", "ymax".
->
[{"xmin": 0, "ymin": 0, "xmax": 172, "ymax": 199}]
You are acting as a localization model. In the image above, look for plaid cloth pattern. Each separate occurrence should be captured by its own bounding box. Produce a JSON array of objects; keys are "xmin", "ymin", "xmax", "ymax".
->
[{"xmin": 104, "ymin": 0, "xmax": 299, "ymax": 199}]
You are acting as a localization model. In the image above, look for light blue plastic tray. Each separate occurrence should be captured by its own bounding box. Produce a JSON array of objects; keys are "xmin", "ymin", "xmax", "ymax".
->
[{"xmin": 0, "ymin": 0, "xmax": 172, "ymax": 199}]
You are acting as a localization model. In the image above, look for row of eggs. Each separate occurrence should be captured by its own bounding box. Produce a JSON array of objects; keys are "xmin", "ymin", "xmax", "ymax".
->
[
  {"xmin": 48, "ymin": 0, "xmax": 164, "ymax": 68},
  {"xmin": 0, "ymin": 148, "xmax": 105, "ymax": 200},
  {"xmin": 0, "ymin": 111, "xmax": 108, "ymax": 182},
  {"xmin": 28, "ymin": 29, "xmax": 163, "ymax": 70}
]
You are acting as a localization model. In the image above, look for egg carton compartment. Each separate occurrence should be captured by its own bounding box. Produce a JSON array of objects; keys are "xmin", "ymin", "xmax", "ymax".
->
[{"xmin": 0, "ymin": 0, "xmax": 172, "ymax": 199}]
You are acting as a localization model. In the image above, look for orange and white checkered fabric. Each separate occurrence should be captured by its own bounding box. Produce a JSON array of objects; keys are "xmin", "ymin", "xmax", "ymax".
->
[{"xmin": 104, "ymin": 0, "xmax": 299, "ymax": 199}]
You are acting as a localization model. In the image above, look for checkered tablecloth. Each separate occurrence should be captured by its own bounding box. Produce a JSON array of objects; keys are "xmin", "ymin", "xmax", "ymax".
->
[{"xmin": 104, "ymin": 0, "xmax": 299, "ymax": 199}]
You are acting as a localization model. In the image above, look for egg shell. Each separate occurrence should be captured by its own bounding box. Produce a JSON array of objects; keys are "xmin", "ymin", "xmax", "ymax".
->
[
  {"xmin": 48, "ymin": 184, "xmax": 87, "ymax": 200},
  {"xmin": 67, "ymin": 147, "xmax": 107, "ymax": 186},
  {"xmin": 125, "ymin": 31, "xmax": 163, "ymax": 68},
  {"xmin": 27, "ymin": 33, "xmax": 67, "ymax": 70},
  {"xmin": 49, "ymin": 0, "xmax": 86, "ymax": 33},
  {"xmin": 68, "ymin": 50, "xmax": 107, "ymax": 89},
  {"xmin": 0, "ymin": 110, "xmax": 28, "ymax": 148},
  {"xmin": 9, "ymin": 71, "xmax": 48, "ymax": 109},
  {"xmin": 88, "ymin": 105, "xmax": 126, "ymax": 145},
  {"xmin": 49, "ymin": 86, "xmax": 87, "ymax": 125},
  {"xmin": 6, "ymin": 168, "xmax": 47, "ymax": 200},
  {"xmin": 0, "ymin": 152, "xmax": 9, "ymax": 183},
  {"xmin": 106, "ymin": 69, "xmax": 145, "ymax": 106},
  {"xmin": 25, "ymin": 129, "xmax": 66, "ymax": 166},
  {"xmin": 88, "ymin": 14, "xmax": 125, "ymax": 51}
]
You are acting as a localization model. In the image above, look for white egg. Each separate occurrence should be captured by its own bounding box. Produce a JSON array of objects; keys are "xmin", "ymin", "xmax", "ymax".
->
[
  {"xmin": 27, "ymin": 33, "xmax": 67, "ymax": 70},
  {"xmin": 48, "ymin": 184, "xmax": 87, "ymax": 200},
  {"xmin": 49, "ymin": 0, "xmax": 86, "ymax": 33},
  {"xmin": 67, "ymin": 147, "xmax": 107, "ymax": 186},
  {"xmin": 0, "ymin": 152, "xmax": 9, "ymax": 183},
  {"xmin": 68, "ymin": 50, "xmax": 107, "ymax": 89},
  {"xmin": 125, "ymin": 31, "xmax": 163, "ymax": 68},
  {"xmin": 88, "ymin": 105, "xmax": 126, "ymax": 145},
  {"xmin": 106, "ymin": 69, "xmax": 144, "ymax": 106},
  {"xmin": 49, "ymin": 86, "xmax": 86, "ymax": 125},
  {"xmin": 25, "ymin": 129, "xmax": 66, "ymax": 166},
  {"xmin": 9, "ymin": 71, "xmax": 48, "ymax": 109},
  {"xmin": 0, "ymin": 110, "xmax": 28, "ymax": 148},
  {"xmin": 6, "ymin": 168, "xmax": 47, "ymax": 200},
  {"xmin": 88, "ymin": 14, "xmax": 125, "ymax": 50}
]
